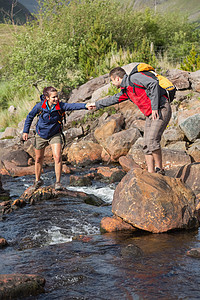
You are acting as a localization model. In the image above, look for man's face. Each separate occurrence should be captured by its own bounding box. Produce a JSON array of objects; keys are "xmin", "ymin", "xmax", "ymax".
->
[{"xmin": 110, "ymin": 75, "xmax": 122, "ymax": 88}]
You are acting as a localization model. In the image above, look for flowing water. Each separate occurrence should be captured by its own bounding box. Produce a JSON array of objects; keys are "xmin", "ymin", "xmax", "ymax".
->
[{"xmin": 1, "ymin": 168, "xmax": 200, "ymax": 300}]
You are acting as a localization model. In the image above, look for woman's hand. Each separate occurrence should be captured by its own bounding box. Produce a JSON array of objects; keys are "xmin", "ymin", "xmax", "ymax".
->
[{"xmin": 22, "ymin": 133, "xmax": 28, "ymax": 141}]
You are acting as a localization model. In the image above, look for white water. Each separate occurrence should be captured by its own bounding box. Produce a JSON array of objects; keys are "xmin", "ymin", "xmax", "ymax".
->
[{"xmin": 68, "ymin": 184, "xmax": 115, "ymax": 203}]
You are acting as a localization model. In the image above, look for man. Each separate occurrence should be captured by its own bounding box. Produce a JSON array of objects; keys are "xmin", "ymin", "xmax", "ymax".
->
[{"xmin": 88, "ymin": 65, "xmax": 172, "ymax": 174}]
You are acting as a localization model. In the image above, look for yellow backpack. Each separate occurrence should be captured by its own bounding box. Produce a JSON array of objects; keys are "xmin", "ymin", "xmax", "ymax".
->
[{"xmin": 129, "ymin": 63, "xmax": 177, "ymax": 102}]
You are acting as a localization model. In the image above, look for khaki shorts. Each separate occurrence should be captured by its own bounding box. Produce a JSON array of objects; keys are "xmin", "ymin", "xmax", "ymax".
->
[
  {"xmin": 34, "ymin": 133, "xmax": 62, "ymax": 150},
  {"xmin": 143, "ymin": 101, "xmax": 172, "ymax": 155}
]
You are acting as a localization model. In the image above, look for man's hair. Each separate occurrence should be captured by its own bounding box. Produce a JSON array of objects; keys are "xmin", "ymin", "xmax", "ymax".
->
[{"xmin": 109, "ymin": 67, "xmax": 126, "ymax": 79}]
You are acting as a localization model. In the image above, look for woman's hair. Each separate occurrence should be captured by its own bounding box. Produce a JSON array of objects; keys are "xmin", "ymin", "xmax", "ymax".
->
[
  {"xmin": 109, "ymin": 67, "xmax": 126, "ymax": 79},
  {"xmin": 43, "ymin": 86, "xmax": 57, "ymax": 98}
]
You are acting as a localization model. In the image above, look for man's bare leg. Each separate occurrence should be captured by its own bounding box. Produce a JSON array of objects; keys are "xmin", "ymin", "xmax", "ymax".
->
[
  {"xmin": 152, "ymin": 148, "xmax": 162, "ymax": 170},
  {"xmin": 145, "ymin": 154, "xmax": 155, "ymax": 173}
]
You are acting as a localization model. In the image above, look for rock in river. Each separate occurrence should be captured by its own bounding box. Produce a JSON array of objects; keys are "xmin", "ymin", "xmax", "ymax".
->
[{"xmin": 112, "ymin": 168, "xmax": 199, "ymax": 233}]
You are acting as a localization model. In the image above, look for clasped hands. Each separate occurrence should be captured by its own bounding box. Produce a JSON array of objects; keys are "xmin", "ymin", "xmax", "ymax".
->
[{"xmin": 86, "ymin": 103, "xmax": 96, "ymax": 111}]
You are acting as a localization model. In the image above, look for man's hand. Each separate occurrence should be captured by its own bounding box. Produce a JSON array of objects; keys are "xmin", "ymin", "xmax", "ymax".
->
[
  {"xmin": 22, "ymin": 133, "xmax": 28, "ymax": 141},
  {"xmin": 86, "ymin": 103, "xmax": 96, "ymax": 110},
  {"xmin": 152, "ymin": 110, "xmax": 159, "ymax": 120}
]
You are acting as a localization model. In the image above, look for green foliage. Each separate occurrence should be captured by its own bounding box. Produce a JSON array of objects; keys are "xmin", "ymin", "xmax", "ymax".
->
[
  {"xmin": 1, "ymin": 0, "xmax": 200, "ymax": 92},
  {"xmin": 78, "ymin": 22, "xmax": 117, "ymax": 79},
  {"xmin": 181, "ymin": 45, "xmax": 200, "ymax": 71}
]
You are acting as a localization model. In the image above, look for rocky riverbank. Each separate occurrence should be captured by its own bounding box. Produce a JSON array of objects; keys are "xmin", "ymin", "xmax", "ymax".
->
[{"xmin": 0, "ymin": 63, "xmax": 200, "ymax": 298}]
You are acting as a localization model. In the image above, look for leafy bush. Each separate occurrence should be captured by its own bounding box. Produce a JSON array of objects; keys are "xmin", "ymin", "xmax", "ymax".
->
[
  {"xmin": 181, "ymin": 45, "xmax": 200, "ymax": 72},
  {"xmin": 1, "ymin": 0, "xmax": 200, "ymax": 90}
]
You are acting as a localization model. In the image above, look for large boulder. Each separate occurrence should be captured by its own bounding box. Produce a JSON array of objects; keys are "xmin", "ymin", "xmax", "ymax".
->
[
  {"xmin": 188, "ymin": 70, "xmax": 200, "ymax": 92},
  {"xmin": 187, "ymin": 139, "xmax": 200, "ymax": 162},
  {"xmin": 1, "ymin": 149, "xmax": 33, "ymax": 167},
  {"xmin": 112, "ymin": 168, "xmax": 198, "ymax": 233},
  {"xmin": 0, "ymin": 149, "xmax": 35, "ymax": 177},
  {"xmin": 179, "ymin": 113, "xmax": 200, "ymax": 142},
  {"xmin": 68, "ymin": 74, "xmax": 110, "ymax": 103},
  {"xmin": 94, "ymin": 113, "xmax": 124, "ymax": 143},
  {"xmin": 128, "ymin": 146, "xmax": 192, "ymax": 169},
  {"xmin": 175, "ymin": 162, "xmax": 200, "ymax": 196},
  {"xmin": 166, "ymin": 69, "xmax": 190, "ymax": 90},
  {"xmin": 67, "ymin": 140, "xmax": 103, "ymax": 165},
  {"xmin": 0, "ymin": 127, "xmax": 19, "ymax": 139},
  {"xmin": 100, "ymin": 128, "xmax": 141, "ymax": 162}
]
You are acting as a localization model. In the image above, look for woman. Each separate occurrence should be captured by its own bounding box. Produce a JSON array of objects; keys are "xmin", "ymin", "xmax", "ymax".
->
[{"xmin": 23, "ymin": 86, "xmax": 92, "ymax": 190}]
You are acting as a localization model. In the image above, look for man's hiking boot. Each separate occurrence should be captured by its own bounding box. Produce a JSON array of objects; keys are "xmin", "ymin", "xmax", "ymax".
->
[
  {"xmin": 32, "ymin": 179, "xmax": 44, "ymax": 190},
  {"xmin": 155, "ymin": 167, "xmax": 165, "ymax": 176},
  {"xmin": 55, "ymin": 182, "xmax": 63, "ymax": 191}
]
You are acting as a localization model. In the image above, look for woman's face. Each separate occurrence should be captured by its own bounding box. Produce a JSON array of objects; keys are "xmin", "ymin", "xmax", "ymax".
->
[{"xmin": 46, "ymin": 91, "xmax": 59, "ymax": 107}]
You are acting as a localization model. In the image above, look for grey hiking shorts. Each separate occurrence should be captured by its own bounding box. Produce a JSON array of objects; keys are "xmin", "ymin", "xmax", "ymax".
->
[{"xmin": 143, "ymin": 100, "xmax": 172, "ymax": 155}]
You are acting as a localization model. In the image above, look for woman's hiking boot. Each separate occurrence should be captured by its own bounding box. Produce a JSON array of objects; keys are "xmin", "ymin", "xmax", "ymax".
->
[
  {"xmin": 55, "ymin": 182, "xmax": 63, "ymax": 191},
  {"xmin": 32, "ymin": 179, "xmax": 44, "ymax": 190}
]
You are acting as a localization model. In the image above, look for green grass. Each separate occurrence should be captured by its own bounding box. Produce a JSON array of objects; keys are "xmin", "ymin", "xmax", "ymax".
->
[
  {"xmin": 0, "ymin": 81, "xmax": 39, "ymax": 131},
  {"xmin": 0, "ymin": 24, "xmax": 24, "ymax": 67}
]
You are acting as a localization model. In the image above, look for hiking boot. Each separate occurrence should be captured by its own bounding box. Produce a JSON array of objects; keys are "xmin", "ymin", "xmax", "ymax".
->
[
  {"xmin": 33, "ymin": 179, "xmax": 44, "ymax": 190},
  {"xmin": 55, "ymin": 182, "xmax": 63, "ymax": 191},
  {"xmin": 155, "ymin": 167, "xmax": 165, "ymax": 176}
]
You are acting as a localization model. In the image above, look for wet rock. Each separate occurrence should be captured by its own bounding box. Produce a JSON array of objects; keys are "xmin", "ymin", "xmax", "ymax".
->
[
  {"xmin": 175, "ymin": 162, "xmax": 200, "ymax": 196},
  {"xmin": 100, "ymin": 216, "xmax": 137, "ymax": 233},
  {"xmin": 62, "ymin": 164, "xmax": 72, "ymax": 174},
  {"xmin": 101, "ymin": 127, "xmax": 141, "ymax": 162},
  {"xmin": 67, "ymin": 140, "xmax": 102, "ymax": 166},
  {"xmin": 112, "ymin": 168, "xmax": 199, "ymax": 233},
  {"xmin": 0, "ymin": 273, "xmax": 45, "ymax": 299},
  {"xmin": 15, "ymin": 185, "xmax": 106, "ymax": 207},
  {"xmin": 82, "ymin": 194, "xmax": 105, "ymax": 206},
  {"xmin": 0, "ymin": 237, "xmax": 8, "ymax": 248},
  {"xmin": 69, "ymin": 174, "xmax": 92, "ymax": 186},
  {"xmin": 179, "ymin": 113, "xmax": 200, "ymax": 142},
  {"xmin": 96, "ymin": 166, "xmax": 126, "ymax": 183},
  {"xmin": 186, "ymin": 248, "xmax": 200, "ymax": 258},
  {"xmin": 0, "ymin": 176, "xmax": 10, "ymax": 200},
  {"xmin": 121, "ymin": 244, "xmax": 143, "ymax": 259},
  {"xmin": 0, "ymin": 200, "xmax": 13, "ymax": 215},
  {"xmin": 118, "ymin": 155, "xmax": 142, "ymax": 172}
]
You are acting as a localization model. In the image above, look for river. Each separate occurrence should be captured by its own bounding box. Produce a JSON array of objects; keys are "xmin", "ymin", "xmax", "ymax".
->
[{"xmin": 1, "ymin": 168, "xmax": 200, "ymax": 300}]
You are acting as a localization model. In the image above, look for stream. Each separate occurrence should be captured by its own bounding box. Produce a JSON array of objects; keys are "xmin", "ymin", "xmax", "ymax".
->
[{"xmin": 1, "ymin": 168, "xmax": 200, "ymax": 300}]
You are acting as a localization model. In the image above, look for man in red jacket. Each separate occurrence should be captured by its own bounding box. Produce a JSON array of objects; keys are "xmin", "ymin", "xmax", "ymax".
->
[{"xmin": 88, "ymin": 66, "xmax": 172, "ymax": 174}]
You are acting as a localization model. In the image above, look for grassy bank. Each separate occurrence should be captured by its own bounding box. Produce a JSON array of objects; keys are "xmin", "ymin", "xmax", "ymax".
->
[{"xmin": 0, "ymin": 81, "xmax": 39, "ymax": 131}]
